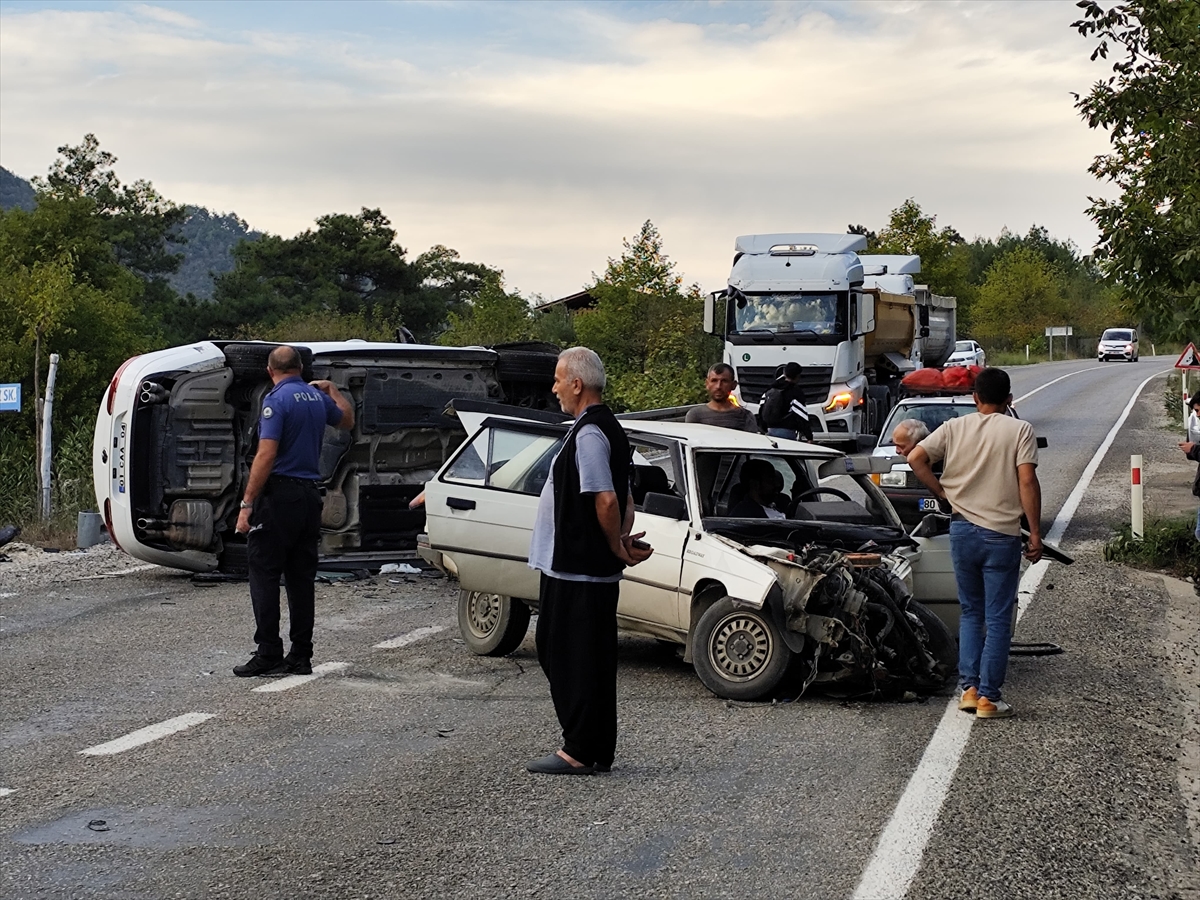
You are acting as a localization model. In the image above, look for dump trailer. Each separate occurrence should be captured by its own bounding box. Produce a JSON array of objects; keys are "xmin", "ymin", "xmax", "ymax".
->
[{"xmin": 702, "ymin": 233, "xmax": 956, "ymax": 449}]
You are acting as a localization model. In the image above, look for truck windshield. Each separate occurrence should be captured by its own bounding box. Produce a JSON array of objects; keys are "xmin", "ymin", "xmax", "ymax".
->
[{"xmin": 734, "ymin": 292, "xmax": 844, "ymax": 338}]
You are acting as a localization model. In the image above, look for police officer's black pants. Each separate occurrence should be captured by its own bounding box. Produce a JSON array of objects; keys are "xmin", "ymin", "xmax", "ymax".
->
[
  {"xmin": 247, "ymin": 479, "xmax": 322, "ymax": 662},
  {"xmin": 535, "ymin": 574, "xmax": 619, "ymax": 768}
]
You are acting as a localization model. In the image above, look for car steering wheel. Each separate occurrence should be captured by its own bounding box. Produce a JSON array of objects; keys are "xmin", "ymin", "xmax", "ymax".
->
[{"xmin": 788, "ymin": 486, "xmax": 853, "ymax": 518}]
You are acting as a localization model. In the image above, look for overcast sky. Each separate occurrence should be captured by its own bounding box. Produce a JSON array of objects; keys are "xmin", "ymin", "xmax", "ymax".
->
[{"xmin": 0, "ymin": 0, "xmax": 1114, "ymax": 300}]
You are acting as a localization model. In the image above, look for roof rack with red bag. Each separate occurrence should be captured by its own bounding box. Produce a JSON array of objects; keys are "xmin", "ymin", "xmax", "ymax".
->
[{"xmin": 898, "ymin": 365, "xmax": 984, "ymax": 398}]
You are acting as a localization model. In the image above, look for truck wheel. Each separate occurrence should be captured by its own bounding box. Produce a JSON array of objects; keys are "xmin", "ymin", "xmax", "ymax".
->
[
  {"xmin": 222, "ymin": 343, "xmax": 314, "ymax": 381},
  {"xmin": 909, "ymin": 600, "xmax": 957, "ymax": 685},
  {"xmin": 866, "ymin": 385, "xmax": 892, "ymax": 435},
  {"xmin": 457, "ymin": 590, "xmax": 531, "ymax": 656},
  {"xmin": 692, "ymin": 597, "xmax": 791, "ymax": 700}
]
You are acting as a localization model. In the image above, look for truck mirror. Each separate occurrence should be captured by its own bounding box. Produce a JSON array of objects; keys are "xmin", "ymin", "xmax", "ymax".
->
[
  {"xmin": 703, "ymin": 293, "xmax": 723, "ymax": 337},
  {"xmin": 859, "ymin": 293, "xmax": 876, "ymax": 334}
]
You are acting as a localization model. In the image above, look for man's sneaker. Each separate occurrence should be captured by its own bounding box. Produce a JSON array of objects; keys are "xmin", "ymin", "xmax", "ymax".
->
[
  {"xmin": 233, "ymin": 654, "xmax": 287, "ymax": 677},
  {"xmin": 958, "ymin": 686, "xmax": 979, "ymax": 711},
  {"xmin": 975, "ymin": 696, "xmax": 1014, "ymax": 719},
  {"xmin": 284, "ymin": 657, "xmax": 312, "ymax": 675}
]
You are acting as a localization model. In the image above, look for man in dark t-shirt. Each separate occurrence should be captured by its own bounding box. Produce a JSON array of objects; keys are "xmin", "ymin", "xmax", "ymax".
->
[{"xmin": 685, "ymin": 363, "xmax": 759, "ymax": 433}]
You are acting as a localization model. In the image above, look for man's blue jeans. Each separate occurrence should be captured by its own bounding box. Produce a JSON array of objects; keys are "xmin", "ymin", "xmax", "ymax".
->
[
  {"xmin": 950, "ymin": 519, "xmax": 1023, "ymax": 701},
  {"xmin": 1194, "ymin": 505, "xmax": 1200, "ymax": 541}
]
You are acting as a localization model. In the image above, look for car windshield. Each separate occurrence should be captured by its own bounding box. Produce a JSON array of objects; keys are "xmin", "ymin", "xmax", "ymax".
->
[
  {"xmin": 878, "ymin": 403, "xmax": 975, "ymax": 447},
  {"xmin": 733, "ymin": 292, "xmax": 844, "ymax": 337},
  {"xmin": 954, "ymin": 341, "xmax": 973, "ymax": 352},
  {"xmin": 693, "ymin": 450, "xmax": 899, "ymax": 528},
  {"xmin": 1102, "ymin": 330, "xmax": 1132, "ymax": 342}
]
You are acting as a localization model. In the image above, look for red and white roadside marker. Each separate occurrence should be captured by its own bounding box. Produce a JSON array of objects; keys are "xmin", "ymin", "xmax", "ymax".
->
[{"xmin": 1131, "ymin": 454, "xmax": 1144, "ymax": 540}]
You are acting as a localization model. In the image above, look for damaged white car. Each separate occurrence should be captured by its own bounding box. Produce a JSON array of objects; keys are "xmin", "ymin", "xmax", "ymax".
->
[{"xmin": 419, "ymin": 404, "xmax": 960, "ymax": 701}]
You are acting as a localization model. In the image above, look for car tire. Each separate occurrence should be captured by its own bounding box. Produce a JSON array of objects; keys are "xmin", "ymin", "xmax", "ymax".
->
[
  {"xmin": 909, "ymin": 600, "xmax": 957, "ymax": 685},
  {"xmin": 222, "ymin": 343, "xmax": 315, "ymax": 381},
  {"xmin": 692, "ymin": 597, "xmax": 791, "ymax": 700},
  {"xmin": 457, "ymin": 590, "xmax": 531, "ymax": 656}
]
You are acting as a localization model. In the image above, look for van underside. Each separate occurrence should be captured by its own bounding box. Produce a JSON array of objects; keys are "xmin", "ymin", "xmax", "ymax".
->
[{"xmin": 127, "ymin": 343, "xmax": 557, "ymax": 571}]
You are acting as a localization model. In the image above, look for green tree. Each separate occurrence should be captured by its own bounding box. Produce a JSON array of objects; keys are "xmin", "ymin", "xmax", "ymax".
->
[
  {"xmin": 438, "ymin": 276, "xmax": 532, "ymax": 347},
  {"xmin": 1073, "ymin": 1, "xmax": 1200, "ymax": 340},
  {"xmin": 970, "ymin": 247, "xmax": 1071, "ymax": 348},
  {"xmin": 574, "ymin": 221, "xmax": 717, "ymax": 410},
  {"xmin": 871, "ymin": 199, "xmax": 975, "ymax": 322}
]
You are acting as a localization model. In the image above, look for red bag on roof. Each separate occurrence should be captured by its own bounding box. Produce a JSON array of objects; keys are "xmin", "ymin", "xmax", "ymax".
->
[
  {"xmin": 942, "ymin": 366, "xmax": 974, "ymax": 389},
  {"xmin": 901, "ymin": 368, "xmax": 945, "ymax": 391}
]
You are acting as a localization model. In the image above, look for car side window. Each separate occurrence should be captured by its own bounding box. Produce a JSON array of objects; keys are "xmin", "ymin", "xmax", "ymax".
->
[
  {"xmin": 629, "ymin": 438, "xmax": 681, "ymax": 510},
  {"xmin": 443, "ymin": 426, "xmax": 564, "ymax": 495}
]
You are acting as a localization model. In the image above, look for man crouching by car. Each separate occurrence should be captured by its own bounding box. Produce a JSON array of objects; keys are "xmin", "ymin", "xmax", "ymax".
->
[
  {"xmin": 525, "ymin": 347, "xmax": 653, "ymax": 776},
  {"xmin": 233, "ymin": 345, "xmax": 354, "ymax": 678}
]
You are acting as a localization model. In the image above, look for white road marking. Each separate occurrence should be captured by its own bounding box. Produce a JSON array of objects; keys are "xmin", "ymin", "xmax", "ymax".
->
[
  {"xmin": 852, "ymin": 367, "xmax": 1171, "ymax": 900},
  {"xmin": 79, "ymin": 712, "xmax": 215, "ymax": 757},
  {"xmin": 0, "ymin": 788, "xmax": 15, "ymax": 798},
  {"xmin": 373, "ymin": 624, "xmax": 447, "ymax": 650},
  {"xmin": 251, "ymin": 661, "xmax": 349, "ymax": 693},
  {"xmin": 1013, "ymin": 365, "xmax": 1104, "ymax": 405},
  {"xmin": 77, "ymin": 564, "xmax": 159, "ymax": 580}
]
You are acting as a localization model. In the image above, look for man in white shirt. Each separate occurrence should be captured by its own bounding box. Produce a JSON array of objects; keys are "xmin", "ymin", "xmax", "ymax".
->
[{"xmin": 907, "ymin": 368, "xmax": 1042, "ymax": 719}]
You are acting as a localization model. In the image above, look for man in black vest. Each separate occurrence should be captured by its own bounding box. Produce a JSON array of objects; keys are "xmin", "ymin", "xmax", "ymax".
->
[{"xmin": 526, "ymin": 347, "xmax": 653, "ymax": 776}]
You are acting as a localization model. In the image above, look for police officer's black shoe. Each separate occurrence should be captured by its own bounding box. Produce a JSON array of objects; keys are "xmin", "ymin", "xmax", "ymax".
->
[
  {"xmin": 283, "ymin": 656, "xmax": 312, "ymax": 675},
  {"xmin": 233, "ymin": 654, "xmax": 288, "ymax": 677}
]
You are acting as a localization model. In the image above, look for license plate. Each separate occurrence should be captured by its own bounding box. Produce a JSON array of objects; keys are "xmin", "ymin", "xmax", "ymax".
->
[{"xmin": 919, "ymin": 498, "xmax": 940, "ymax": 511}]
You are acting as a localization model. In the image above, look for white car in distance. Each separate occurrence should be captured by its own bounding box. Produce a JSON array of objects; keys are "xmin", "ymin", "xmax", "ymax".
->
[
  {"xmin": 945, "ymin": 340, "xmax": 986, "ymax": 368},
  {"xmin": 419, "ymin": 405, "xmax": 959, "ymax": 701}
]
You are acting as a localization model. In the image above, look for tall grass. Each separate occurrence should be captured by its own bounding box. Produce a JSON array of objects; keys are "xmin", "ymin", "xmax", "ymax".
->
[
  {"xmin": 1104, "ymin": 517, "xmax": 1200, "ymax": 580},
  {"xmin": 0, "ymin": 415, "xmax": 97, "ymax": 546}
]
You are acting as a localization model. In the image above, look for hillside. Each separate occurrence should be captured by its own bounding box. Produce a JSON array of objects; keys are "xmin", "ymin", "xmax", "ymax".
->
[{"xmin": 0, "ymin": 166, "xmax": 36, "ymax": 211}]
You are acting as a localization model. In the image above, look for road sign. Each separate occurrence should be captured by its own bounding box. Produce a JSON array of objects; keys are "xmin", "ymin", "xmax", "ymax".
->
[
  {"xmin": 1045, "ymin": 326, "xmax": 1073, "ymax": 337},
  {"xmin": 0, "ymin": 384, "xmax": 20, "ymax": 412},
  {"xmin": 1174, "ymin": 343, "xmax": 1200, "ymax": 369}
]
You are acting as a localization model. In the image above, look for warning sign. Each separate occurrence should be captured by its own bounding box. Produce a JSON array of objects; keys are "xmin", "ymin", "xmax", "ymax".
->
[{"xmin": 1175, "ymin": 343, "xmax": 1200, "ymax": 369}]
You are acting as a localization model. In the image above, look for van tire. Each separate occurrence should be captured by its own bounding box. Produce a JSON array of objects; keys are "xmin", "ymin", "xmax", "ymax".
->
[
  {"xmin": 457, "ymin": 590, "xmax": 531, "ymax": 656},
  {"xmin": 693, "ymin": 597, "xmax": 791, "ymax": 700},
  {"xmin": 222, "ymin": 343, "xmax": 315, "ymax": 381}
]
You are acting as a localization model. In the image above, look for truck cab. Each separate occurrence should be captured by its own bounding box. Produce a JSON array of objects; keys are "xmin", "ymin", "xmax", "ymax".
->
[{"xmin": 703, "ymin": 233, "xmax": 955, "ymax": 450}]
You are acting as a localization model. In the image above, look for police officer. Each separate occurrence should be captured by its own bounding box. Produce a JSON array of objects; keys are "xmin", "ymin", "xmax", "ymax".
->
[{"xmin": 233, "ymin": 345, "xmax": 354, "ymax": 677}]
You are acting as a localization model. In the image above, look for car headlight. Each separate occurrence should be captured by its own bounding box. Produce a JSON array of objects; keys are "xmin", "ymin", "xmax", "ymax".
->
[{"xmin": 879, "ymin": 471, "xmax": 907, "ymax": 487}]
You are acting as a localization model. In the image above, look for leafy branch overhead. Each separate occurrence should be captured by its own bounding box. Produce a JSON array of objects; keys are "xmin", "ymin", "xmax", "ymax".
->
[{"xmin": 1072, "ymin": 0, "xmax": 1200, "ymax": 340}]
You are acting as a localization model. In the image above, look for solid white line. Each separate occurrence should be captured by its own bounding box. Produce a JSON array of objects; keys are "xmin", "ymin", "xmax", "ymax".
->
[
  {"xmin": 852, "ymin": 367, "xmax": 1171, "ymax": 900},
  {"xmin": 79, "ymin": 712, "xmax": 215, "ymax": 756},
  {"xmin": 250, "ymin": 661, "xmax": 348, "ymax": 693},
  {"xmin": 373, "ymin": 624, "xmax": 447, "ymax": 650},
  {"xmin": 0, "ymin": 788, "xmax": 15, "ymax": 798},
  {"xmin": 1012, "ymin": 365, "xmax": 1104, "ymax": 405}
]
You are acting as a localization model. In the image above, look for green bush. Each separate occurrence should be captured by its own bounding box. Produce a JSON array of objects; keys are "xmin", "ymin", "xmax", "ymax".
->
[
  {"xmin": 0, "ymin": 414, "xmax": 96, "ymax": 537},
  {"xmin": 1103, "ymin": 516, "xmax": 1200, "ymax": 579}
]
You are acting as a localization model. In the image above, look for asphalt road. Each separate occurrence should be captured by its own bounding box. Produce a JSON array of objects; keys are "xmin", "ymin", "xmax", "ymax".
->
[{"xmin": 1, "ymin": 357, "xmax": 1196, "ymax": 900}]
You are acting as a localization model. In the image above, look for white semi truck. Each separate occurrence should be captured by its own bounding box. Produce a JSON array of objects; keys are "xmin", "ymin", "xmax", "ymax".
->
[{"xmin": 702, "ymin": 232, "xmax": 956, "ymax": 450}]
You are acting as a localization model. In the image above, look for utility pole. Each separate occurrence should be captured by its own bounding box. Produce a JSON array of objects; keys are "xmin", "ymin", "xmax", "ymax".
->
[{"xmin": 40, "ymin": 353, "xmax": 59, "ymax": 521}]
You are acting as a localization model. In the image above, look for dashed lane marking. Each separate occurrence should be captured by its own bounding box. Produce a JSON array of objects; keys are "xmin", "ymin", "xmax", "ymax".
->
[
  {"xmin": 251, "ymin": 661, "xmax": 349, "ymax": 693},
  {"xmin": 852, "ymin": 367, "xmax": 1171, "ymax": 900},
  {"xmin": 0, "ymin": 788, "xmax": 15, "ymax": 798},
  {"xmin": 374, "ymin": 624, "xmax": 447, "ymax": 650},
  {"xmin": 79, "ymin": 712, "xmax": 216, "ymax": 757}
]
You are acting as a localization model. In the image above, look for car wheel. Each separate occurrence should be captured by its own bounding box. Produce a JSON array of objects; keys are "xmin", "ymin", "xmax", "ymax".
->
[
  {"xmin": 693, "ymin": 597, "xmax": 791, "ymax": 700},
  {"xmin": 457, "ymin": 589, "xmax": 531, "ymax": 656},
  {"xmin": 909, "ymin": 600, "xmax": 957, "ymax": 686}
]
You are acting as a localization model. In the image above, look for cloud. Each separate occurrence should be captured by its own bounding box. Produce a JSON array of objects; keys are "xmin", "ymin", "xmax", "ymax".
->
[{"xmin": 0, "ymin": 1, "xmax": 1112, "ymax": 298}]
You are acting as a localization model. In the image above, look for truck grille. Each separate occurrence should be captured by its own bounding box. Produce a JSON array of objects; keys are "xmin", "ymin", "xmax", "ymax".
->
[{"xmin": 735, "ymin": 366, "xmax": 833, "ymax": 405}]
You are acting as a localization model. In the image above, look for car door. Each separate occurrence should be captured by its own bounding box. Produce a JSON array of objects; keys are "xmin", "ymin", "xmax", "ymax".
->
[
  {"xmin": 424, "ymin": 418, "xmax": 566, "ymax": 603},
  {"xmin": 619, "ymin": 436, "xmax": 691, "ymax": 633}
]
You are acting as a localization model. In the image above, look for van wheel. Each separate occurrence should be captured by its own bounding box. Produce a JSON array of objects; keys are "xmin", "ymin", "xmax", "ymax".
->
[
  {"xmin": 457, "ymin": 590, "xmax": 530, "ymax": 656},
  {"xmin": 222, "ymin": 343, "xmax": 315, "ymax": 381},
  {"xmin": 693, "ymin": 597, "xmax": 791, "ymax": 700}
]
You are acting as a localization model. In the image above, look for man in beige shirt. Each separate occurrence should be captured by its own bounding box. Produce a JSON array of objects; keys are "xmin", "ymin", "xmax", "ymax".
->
[{"xmin": 908, "ymin": 368, "xmax": 1042, "ymax": 719}]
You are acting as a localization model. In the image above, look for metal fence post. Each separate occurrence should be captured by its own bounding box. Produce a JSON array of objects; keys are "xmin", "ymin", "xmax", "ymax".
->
[{"xmin": 40, "ymin": 353, "xmax": 59, "ymax": 521}]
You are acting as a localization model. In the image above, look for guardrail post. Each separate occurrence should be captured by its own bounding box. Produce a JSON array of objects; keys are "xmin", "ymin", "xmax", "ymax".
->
[{"xmin": 1130, "ymin": 455, "xmax": 1143, "ymax": 540}]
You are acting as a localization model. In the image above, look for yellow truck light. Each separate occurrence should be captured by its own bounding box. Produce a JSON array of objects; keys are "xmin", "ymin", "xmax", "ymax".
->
[{"xmin": 824, "ymin": 391, "xmax": 853, "ymax": 412}]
